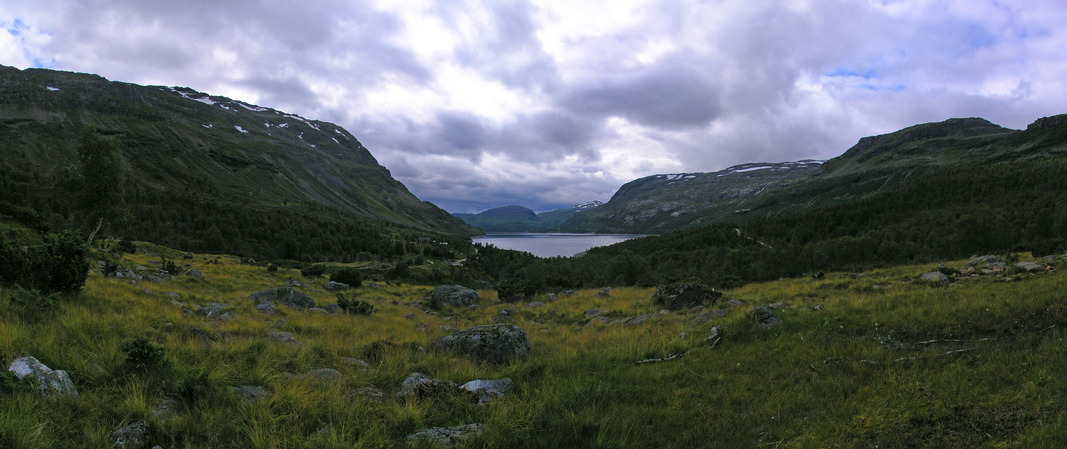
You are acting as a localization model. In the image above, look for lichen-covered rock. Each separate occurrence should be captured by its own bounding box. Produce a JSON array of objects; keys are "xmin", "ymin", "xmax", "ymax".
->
[
  {"xmin": 1014, "ymin": 261, "xmax": 1044, "ymax": 273},
  {"xmin": 964, "ymin": 255, "xmax": 1004, "ymax": 268},
  {"xmin": 460, "ymin": 378, "xmax": 514, "ymax": 404},
  {"xmin": 920, "ymin": 271, "xmax": 949, "ymax": 283},
  {"xmin": 432, "ymin": 324, "xmax": 530, "ymax": 364},
  {"xmin": 247, "ymin": 287, "xmax": 315, "ymax": 309},
  {"xmin": 396, "ymin": 372, "xmax": 457, "ymax": 399},
  {"xmin": 750, "ymin": 305, "xmax": 782, "ymax": 328},
  {"xmin": 406, "ymin": 423, "xmax": 484, "ymax": 447},
  {"xmin": 430, "ymin": 285, "xmax": 480, "ymax": 308},
  {"xmin": 651, "ymin": 282, "xmax": 722, "ymax": 310},
  {"xmin": 234, "ymin": 385, "xmax": 271, "ymax": 403},
  {"xmin": 596, "ymin": 287, "xmax": 612, "ymax": 297},
  {"xmin": 8, "ymin": 356, "xmax": 78, "ymax": 397},
  {"xmin": 324, "ymin": 281, "xmax": 350, "ymax": 291},
  {"xmin": 111, "ymin": 421, "xmax": 149, "ymax": 449}
]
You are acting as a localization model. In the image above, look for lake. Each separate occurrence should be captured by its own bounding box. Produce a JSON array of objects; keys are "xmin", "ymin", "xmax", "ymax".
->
[{"xmin": 472, "ymin": 233, "xmax": 647, "ymax": 258}]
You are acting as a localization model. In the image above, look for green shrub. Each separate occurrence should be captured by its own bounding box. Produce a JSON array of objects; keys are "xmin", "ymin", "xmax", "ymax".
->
[
  {"xmin": 330, "ymin": 267, "xmax": 362, "ymax": 286},
  {"xmin": 0, "ymin": 229, "xmax": 88, "ymax": 294},
  {"xmin": 158, "ymin": 257, "xmax": 182, "ymax": 276},
  {"xmin": 0, "ymin": 370, "xmax": 21, "ymax": 394},
  {"xmin": 301, "ymin": 264, "xmax": 327, "ymax": 277},
  {"xmin": 116, "ymin": 239, "xmax": 137, "ymax": 254},
  {"xmin": 6, "ymin": 285, "xmax": 60, "ymax": 318},
  {"xmin": 121, "ymin": 337, "xmax": 166, "ymax": 372},
  {"xmin": 266, "ymin": 263, "xmax": 278, "ymax": 273},
  {"xmin": 336, "ymin": 293, "xmax": 375, "ymax": 316}
]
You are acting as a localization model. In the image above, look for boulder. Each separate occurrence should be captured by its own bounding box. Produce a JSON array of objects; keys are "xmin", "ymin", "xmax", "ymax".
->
[
  {"xmin": 396, "ymin": 372, "xmax": 457, "ymax": 399},
  {"xmin": 348, "ymin": 386, "xmax": 385, "ymax": 403},
  {"xmin": 111, "ymin": 421, "xmax": 149, "ymax": 449},
  {"xmin": 651, "ymin": 282, "xmax": 721, "ymax": 310},
  {"xmin": 750, "ymin": 306, "xmax": 782, "ymax": 328},
  {"xmin": 596, "ymin": 287, "xmax": 612, "ymax": 297},
  {"xmin": 527, "ymin": 301, "xmax": 545, "ymax": 308},
  {"xmin": 920, "ymin": 271, "xmax": 950, "ymax": 283},
  {"xmin": 324, "ymin": 281, "xmax": 350, "ymax": 291},
  {"xmin": 186, "ymin": 269, "xmax": 203, "ymax": 279},
  {"xmin": 430, "ymin": 285, "xmax": 480, "ymax": 308},
  {"xmin": 269, "ymin": 331, "xmax": 305, "ymax": 346},
  {"xmin": 406, "ymin": 423, "xmax": 484, "ymax": 447},
  {"xmin": 234, "ymin": 385, "xmax": 271, "ymax": 403},
  {"xmin": 254, "ymin": 302, "xmax": 276, "ymax": 314},
  {"xmin": 965, "ymin": 255, "xmax": 1004, "ymax": 268},
  {"xmin": 1014, "ymin": 261, "xmax": 1044, "ymax": 273},
  {"xmin": 460, "ymin": 378, "xmax": 515, "ymax": 404},
  {"xmin": 247, "ymin": 287, "xmax": 315, "ymax": 309},
  {"xmin": 283, "ymin": 279, "xmax": 308, "ymax": 288},
  {"xmin": 8, "ymin": 356, "xmax": 78, "ymax": 397},
  {"xmin": 432, "ymin": 324, "xmax": 531, "ymax": 364},
  {"xmin": 559, "ymin": 290, "xmax": 576, "ymax": 297}
]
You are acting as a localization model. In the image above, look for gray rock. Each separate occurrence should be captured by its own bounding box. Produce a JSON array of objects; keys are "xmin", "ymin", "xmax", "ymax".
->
[
  {"xmin": 432, "ymin": 324, "xmax": 531, "ymax": 364},
  {"xmin": 527, "ymin": 301, "xmax": 545, "ymax": 308},
  {"xmin": 111, "ymin": 421, "xmax": 149, "ymax": 449},
  {"xmin": 750, "ymin": 306, "xmax": 782, "ymax": 328},
  {"xmin": 186, "ymin": 269, "xmax": 203, "ymax": 279},
  {"xmin": 8, "ymin": 356, "xmax": 78, "ymax": 397},
  {"xmin": 965, "ymin": 255, "xmax": 1004, "ymax": 268},
  {"xmin": 651, "ymin": 282, "xmax": 722, "ymax": 310},
  {"xmin": 1014, "ymin": 261, "xmax": 1045, "ymax": 273},
  {"xmin": 726, "ymin": 299, "xmax": 746, "ymax": 307},
  {"xmin": 545, "ymin": 293, "xmax": 557, "ymax": 302},
  {"xmin": 366, "ymin": 281, "xmax": 379, "ymax": 289},
  {"xmin": 396, "ymin": 372, "xmax": 457, "ymax": 399},
  {"xmin": 323, "ymin": 303, "xmax": 340, "ymax": 313},
  {"xmin": 560, "ymin": 290, "xmax": 576, "ymax": 297},
  {"xmin": 151, "ymin": 399, "xmax": 182, "ymax": 420},
  {"xmin": 198, "ymin": 302, "xmax": 230, "ymax": 319},
  {"xmin": 430, "ymin": 285, "xmax": 480, "ymax": 308},
  {"xmin": 283, "ymin": 279, "xmax": 308, "ymax": 288},
  {"xmin": 348, "ymin": 386, "xmax": 385, "ymax": 403},
  {"xmin": 309, "ymin": 307, "xmax": 328, "ymax": 314},
  {"xmin": 920, "ymin": 271, "xmax": 950, "ymax": 283},
  {"xmin": 596, "ymin": 287, "xmax": 612, "ymax": 297},
  {"xmin": 460, "ymin": 378, "xmax": 515, "ymax": 404},
  {"xmin": 269, "ymin": 331, "xmax": 305, "ymax": 345},
  {"xmin": 324, "ymin": 281, "xmax": 350, "ymax": 291},
  {"xmin": 247, "ymin": 287, "xmax": 315, "ymax": 309},
  {"xmin": 406, "ymin": 423, "xmax": 484, "ymax": 447},
  {"xmin": 234, "ymin": 385, "xmax": 271, "ymax": 403},
  {"xmin": 255, "ymin": 301, "xmax": 276, "ymax": 314},
  {"xmin": 706, "ymin": 326, "xmax": 721, "ymax": 342},
  {"xmin": 584, "ymin": 309, "xmax": 606, "ymax": 318}
]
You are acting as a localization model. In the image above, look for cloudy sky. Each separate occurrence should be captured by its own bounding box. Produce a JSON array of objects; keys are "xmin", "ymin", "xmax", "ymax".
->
[{"xmin": 3, "ymin": 1, "xmax": 1066, "ymax": 213}]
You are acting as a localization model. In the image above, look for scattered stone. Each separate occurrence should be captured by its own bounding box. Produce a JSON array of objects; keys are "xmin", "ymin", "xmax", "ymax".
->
[
  {"xmin": 151, "ymin": 399, "xmax": 182, "ymax": 420},
  {"xmin": 270, "ymin": 318, "xmax": 288, "ymax": 329},
  {"xmin": 186, "ymin": 269, "xmax": 203, "ymax": 279},
  {"xmin": 269, "ymin": 331, "xmax": 305, "ymax": 345},
  {"xmin": 366, "ymin": 282, "xmax": 379, "ymax": 289},
  {"xmin": 219, "ymin": 312, "xmax": 234, "ymax": 321},
  {"xmin": 545, "ymin": 293, "xmax": 557, "ymax": 302},
  {"xmin": 1014, "ymin": 261, "xmax": 1044, "ymax": 273},
  {"xmin": 965, "ymin": 255, "xmax": 1004, "ymax": 268},
  {"xmin": 406, "ymin": 423, "xmax": 484, "ymax": 447},
  {"xmin": 162, "ymin": 291, "xmax": 180, "ymax": 298},
  {"xmin": 309, "ymin": 307, "xmax": 328, "ymax": 314},
  {"xmin": 247, "ymin": 287, "xmax": 315, "ymax": 310},
  {"xmin": 323, "ymin": 303, "xmax": 340, "ymax": 314},
  {"xmin": 251, "ymin": 300, "xmax": 275, "ymax": 314},
  {"xmin": 651, "ymin": 281, "xmax": 722, "ymax": 310},
  {"xmin": 430, "ymin": 285, "xmax": 481, "ymax": 308},
  {"xmin": 726, "ymin": 299, "xmax": 746, "ymax": 307},
  {"xmin": 189, "ymin": 327, "xmax": 214, "ymax": 343},
  {"xmin": 198, "ymin": 302, "xmax": 230, "ymax": 319},
  {"xmin": 324, "ymin": 281, "xmax": 350, "ymax": 291},
  {"xmin": 750, "ymin": 306, "xmax": 782, "ymax": 328},
  {"xmin": 404, "ymin": 313, "xmax": 416, "ymax": 319},
  {"xmin": 284, "ymin": 279, "xmax": 308, "ymax": 288},
  {"xmin": 584, "ymin": 309, "xmax": 606, "ymax": 318},
  {"xmin": 583, "ymin": 316, "xmax": 610, "ymax": 328},
  {"xmin": 293, "ymin": 368, "xmax": 343, "ymax": 383},
  {"xmin": 111, "ymin": 421, "xmax": 149, "ymax": 449},
  {"xmin": 706, "ymin": 326, "xmax": 721, "ymax": 342},
  {"xmin": 460, "ymin": 378, "xmax": 515, "ymax": 404},
  {"xmin": 396, "ymin": 372, "xmax": 458, "ymax": 399},
  {"xmin": 8, "ymin": 356, "xmax": 78, "ymax": 397},
  {"xmin": 960, "ymin": 267, "xmax": 976, "ymax": 276},
  {"xmin": 596, "ymin": 287, "xmax": 612, "ymax": 297},
  {"xmin": 432, "ymin": 324, "xmax": 531, "ymax": 364},
  {"xmin": 527, "ymin": 301, "xmax": 545, "ymax": 308},
  {"xmin": 348, "ymin": 386, "xmax": 385, "ymax": 403},
  {"xmin": 341, "ymin": 357, "xmax": 372, "ymax": 370},
  {"xmin": 920, "ymin": 271, "xmax": 950, "ymax": 283},
  {"xmin": 560, "ymin": 290, "xmax": 576, "ymax": 297},
  {"xmin": 234, "ymin": 385, "xmax": 271, "ymax": 403},
  {"xmin": 690, "ymin": 309, "xmax": 728, "ymax": 325}
]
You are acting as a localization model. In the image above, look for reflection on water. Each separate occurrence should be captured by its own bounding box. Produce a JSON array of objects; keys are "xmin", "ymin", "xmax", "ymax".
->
[{"xmin": 472, "ymin": 233, "xmax": 647, "ymax": 258}]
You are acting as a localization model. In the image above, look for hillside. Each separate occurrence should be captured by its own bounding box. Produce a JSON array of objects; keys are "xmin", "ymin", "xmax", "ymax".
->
[
  {"xmin": 455, "ymin": 201, "xmax": 602, "ymax": 233},
  {"xmin": 0, "ymin": 65, "xmax": 477, "ymax": 260},
  {"xmin": 1, "ymin": 243, "xmax": 1064, "ymax": 447},
  {"xmin": 564, "ymin": 115, "xmax": 1067, "ymax": 233}
]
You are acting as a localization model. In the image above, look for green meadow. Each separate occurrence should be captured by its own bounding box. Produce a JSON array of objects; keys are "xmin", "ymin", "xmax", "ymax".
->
[{"xmin": 2, "ymin": 243, "xmax": 1065, "ymax": 448}]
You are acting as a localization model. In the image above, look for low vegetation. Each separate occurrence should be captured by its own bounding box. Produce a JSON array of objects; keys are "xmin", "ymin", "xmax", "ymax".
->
[{"xmin": 1, "ymin": 243, "xmax": 1064, "ymax": 447}]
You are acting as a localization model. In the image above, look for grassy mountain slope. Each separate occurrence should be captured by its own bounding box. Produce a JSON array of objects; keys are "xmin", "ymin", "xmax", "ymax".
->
[
  {"xmin": 566, "ymin": 115, "xmax": 1067, "ymax": 234},
  {"xmin": 0, "ymin": 65, "xmax": 476, "ymax": 260},
  {"xmin": 455, "ymin": 202, "xmax": 603, "ymax": 233},
  {"xmin": 1, "ymin": 245, "xmax": 1064, "ymax": 447}
]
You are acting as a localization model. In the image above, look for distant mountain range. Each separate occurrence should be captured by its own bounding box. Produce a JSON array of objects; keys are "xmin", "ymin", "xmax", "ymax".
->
[
  {"xmin": 454, "ymin": 201, "xmax": 603, "ymax": 232},
  {"xmin": 464, "ymin": 114, "xmax": 1067, "ymax": 234}
]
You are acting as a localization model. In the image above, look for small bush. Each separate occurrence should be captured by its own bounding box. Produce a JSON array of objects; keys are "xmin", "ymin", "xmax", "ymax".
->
[
  {"xmin": 159, "ymin": 257, "xmax": 182, "ymax": 276},
  {"xmin": 121, "ymin": 337, "xmax": 166, "ymax": 372},
  {"xmin": 301, "ymin": 264, "xmax": 327, "ymax": 277},
  {"xmin": 0, "ymin": 370, "xmax": 21, "ymax": 394},
  {"xmin": 6, "ymin": 285, "xmax": 60, "ymax": 318},
  {"xmin": 0, "ymin": 229, "xmax": 90, "ymax": 294},
  {"xmin": 330, "ymin": 267, "xmax": 362, "ymax": 286},
  {"xmin": 102, "ymin": 260, "xmax": 121, "ymax": 277},
  {"xmin": 336, "ymin": 293, "xmax": 375, "ymax": 316},
  {"xmin": 116, "ymin": 239, "xmax": 136, "ymax": 254},
  {"xmin": 266, "ymin": 263, "xmax": 278, "ymax": 273}
]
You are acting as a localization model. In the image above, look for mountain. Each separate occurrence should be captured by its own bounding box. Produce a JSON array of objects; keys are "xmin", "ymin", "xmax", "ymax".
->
[
  {"xmin": 455, "ymin": 201, "xmax": 603, "ymax": 233},
  {"xmin": 0, "ymin": 65, "xmax": 477, "ymax": 260},
  {"xmin": 563, "ymin": 115, "xmax": 1067, "ymax": 234}
]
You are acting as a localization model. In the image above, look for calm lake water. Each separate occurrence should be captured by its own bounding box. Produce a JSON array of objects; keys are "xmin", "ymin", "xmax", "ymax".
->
[{"xmin": 472, "ymin": 233, "xmax": 647, "ymax": 258}]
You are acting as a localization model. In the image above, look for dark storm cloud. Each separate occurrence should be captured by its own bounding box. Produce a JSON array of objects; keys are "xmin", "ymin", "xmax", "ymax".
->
[{"xmin": 435, "ymin": 111, "xmax": 488, "ymax": 153}]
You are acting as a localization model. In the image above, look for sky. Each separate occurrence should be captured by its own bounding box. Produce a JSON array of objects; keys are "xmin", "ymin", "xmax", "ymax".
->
[{"xmin": 3, "ymin": 0, "xmax": 1066, "ymax": 213}]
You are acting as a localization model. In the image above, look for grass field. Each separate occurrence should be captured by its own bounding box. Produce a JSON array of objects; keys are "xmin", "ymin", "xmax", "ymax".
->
[{"xmin": 1, "ymin": 244, "xmax": 1065, "ymax": 448}]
